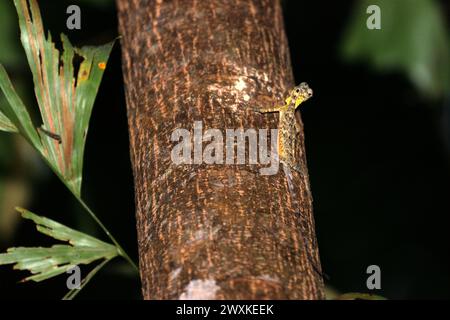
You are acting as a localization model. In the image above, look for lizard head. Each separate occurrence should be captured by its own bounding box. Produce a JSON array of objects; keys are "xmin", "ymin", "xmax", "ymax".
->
[{"xmin": 289, "ymin": 82, "xmax": 313, "ymax": 108}]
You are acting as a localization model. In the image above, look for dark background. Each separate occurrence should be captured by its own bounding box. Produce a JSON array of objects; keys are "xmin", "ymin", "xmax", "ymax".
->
[{"xmin": 0, "ymin": 0, "xmax": 449, "ymax": 299}]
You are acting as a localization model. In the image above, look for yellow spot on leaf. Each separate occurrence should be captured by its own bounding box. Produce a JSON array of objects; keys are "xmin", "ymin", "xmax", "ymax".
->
[
  {"xmin": 78, "ymin": 64, "xmax": 90, "ymax": 83},
  {"xmin": 98, "ymin": 62, "xmax": 106, "ymax": 70}
]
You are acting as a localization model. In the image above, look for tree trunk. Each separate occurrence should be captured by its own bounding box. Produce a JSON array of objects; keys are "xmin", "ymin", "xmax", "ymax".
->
[{"xmin": 117, "ymin": 0, "xmax": 325, "ymax": 300}]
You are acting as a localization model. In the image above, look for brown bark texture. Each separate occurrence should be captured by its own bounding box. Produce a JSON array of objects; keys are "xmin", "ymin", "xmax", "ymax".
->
[{"xmin": 117, "ymin": 0, "xmax": 325, "ymax": 299}]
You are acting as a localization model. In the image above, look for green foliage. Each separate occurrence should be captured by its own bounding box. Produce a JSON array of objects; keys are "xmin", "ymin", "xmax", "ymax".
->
[
  {"xmin": 0, "ymin": 0, "xmax": 23, "ymax": 133},
  {"xmin": 0, "ymin": 64, "xmax": 40, "ymax": 145},
  {"xmin": 0, "ymin": 207, "xmax": 118, "ymax": 282},
  {"xmin": 0, "ymin": 0, "xmax": 115, "ymax": 195},
  {"xmin": 341, "ymin": 0, "xmax": 450, "ymax": 99},
  {"xmin": 0, "ymin": 0, "xmax": 136, "ymax": 298},
  {"xmin": 0, "ymin": 110, "xmax": 17, "ymax": 133}
]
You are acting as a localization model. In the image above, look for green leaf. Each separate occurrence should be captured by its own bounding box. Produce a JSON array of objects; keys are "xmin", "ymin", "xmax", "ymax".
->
[
  {"xmin": 0, "ymin": 207, "xmax": 118, "ymax": 283},
  {"xmin": 70, "ymin": 41, "xmax": 115, "ymax": 193},
  {"xmin": 0, "ymin": 110, "xmax": 17, "ymax": 132},
  {"xmin": 8, "ymin": 0, "xmax": 114, "ymax": 195},
  {"xmin": 0, "ymin": 64, "xmax": 41, "ymax": 146},
  {"xmin": 0, "ymin": 0, "xmax": 138, "ymax": 281},
  {"xmin": 341, "ymin": 0, "xmax": 450, "ymax": 99}
]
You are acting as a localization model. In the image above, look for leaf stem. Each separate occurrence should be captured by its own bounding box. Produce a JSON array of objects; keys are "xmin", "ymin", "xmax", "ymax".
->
[
  {"xmin": 43, "ymin": 158, "xmax": 139, "ymax": 273},
  {"xmin": 76, "ymin": 197, "xmax": 139, "ymax": 272},
  {"xmin": 62, "ymin": 258, "xmax": 112, "ymax": 300}
]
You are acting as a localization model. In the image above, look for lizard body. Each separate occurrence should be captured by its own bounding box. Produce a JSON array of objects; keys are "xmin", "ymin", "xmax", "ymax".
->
[
  {"xmin": 254, "ymin": 82, "xmax": 313, "ymax": 172},
  {"xmin": 253, "ymin": 83, "xmax": 325, "ymax": 279}
]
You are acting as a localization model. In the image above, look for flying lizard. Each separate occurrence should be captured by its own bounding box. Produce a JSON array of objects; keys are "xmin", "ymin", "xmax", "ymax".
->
[
  {"xmin": 252, "ymin": 83, "xmax": 326, "ymax": 280},
  {"xmin": 253, "ymin": 82, "xmax": 313, "ymax": 173}
]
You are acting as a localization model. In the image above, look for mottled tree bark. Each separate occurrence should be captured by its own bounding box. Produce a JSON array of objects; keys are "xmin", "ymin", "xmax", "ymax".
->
[{"xmin": 117, "ymin": 0, "xmax": 325, "ymax": 299}]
